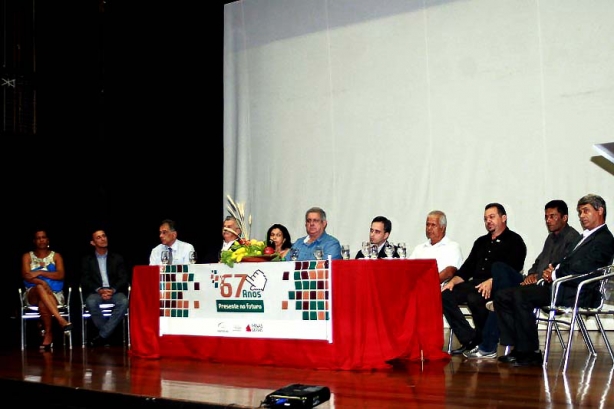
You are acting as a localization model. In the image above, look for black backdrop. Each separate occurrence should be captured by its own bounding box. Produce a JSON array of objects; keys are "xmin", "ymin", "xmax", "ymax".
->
[{"xmin": 5, "ymin": 1, "xmax": 230, "ymax": 334}]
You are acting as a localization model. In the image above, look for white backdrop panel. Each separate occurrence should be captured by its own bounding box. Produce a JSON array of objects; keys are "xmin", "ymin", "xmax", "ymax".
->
[{"xmin": 223, "ymin": 0, "xmax": 614, "ymax": 306}]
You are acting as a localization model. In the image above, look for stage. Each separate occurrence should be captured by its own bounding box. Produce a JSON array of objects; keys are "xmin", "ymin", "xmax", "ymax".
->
[{"xmin": 1, "ymin": 329, "xmax": 612, "ymax": 408}]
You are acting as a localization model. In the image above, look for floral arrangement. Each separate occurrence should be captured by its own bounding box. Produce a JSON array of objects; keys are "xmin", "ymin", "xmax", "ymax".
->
[
  {"xmin": 220, "ymin": 195, "xmax": 280, "ymax": 267},
  {"xmin": 220, "ymin": 238, "xmax": 268, "ymax": 267}
]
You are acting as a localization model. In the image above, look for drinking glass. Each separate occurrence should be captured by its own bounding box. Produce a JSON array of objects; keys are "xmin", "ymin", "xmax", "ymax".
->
[
  {"xmin": 341, "ymin": 245, "xmax": 351, "ymax": 260},
  {"xmin": 189, "ymin": 251, "xmax": 197, "ymax": 264},
  {"xmin": 384, "ymin": 243, "xmax": 395, "ymax": 259},
  {"xmin": 397, "ymin": 242, "xmax": 407, "ymax": 259},
  {"xmin": 290, "ymin": 248, "xmax": 299, "ymax": 261},
  {"xmin": 314, "ymin": 246, "xmax": 324, "ymax": 260},
  {"xmin": 362, "ymin": 241, "xmax": 370, "ymax": 258},
  {"xmin": 370, "ymin": 244, "xmax": 378, "ymax": 259}
]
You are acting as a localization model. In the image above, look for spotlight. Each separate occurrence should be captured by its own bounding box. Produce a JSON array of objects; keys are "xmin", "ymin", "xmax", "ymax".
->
[{"xmin": 593, "ymin": 142, "xmax": 614, "ymax": 165}]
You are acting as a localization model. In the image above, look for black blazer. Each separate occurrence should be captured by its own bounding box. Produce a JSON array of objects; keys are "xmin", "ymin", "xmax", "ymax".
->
[
  {"xmin": 553, "ymin": 225, "xmax": 614, "ymax": 307},
  {"xmin": 81, "ymin": 252, "xmax": 130, "ymax": 296}
]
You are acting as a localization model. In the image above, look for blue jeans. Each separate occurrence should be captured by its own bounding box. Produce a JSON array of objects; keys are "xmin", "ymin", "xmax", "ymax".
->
[
  {"xmin": 479, "ymin": 262, "xmax": 523, "ymax": 353},
  {"xmin": 85, "ymin": 292, "xmax": 129, "ymax": 339}
]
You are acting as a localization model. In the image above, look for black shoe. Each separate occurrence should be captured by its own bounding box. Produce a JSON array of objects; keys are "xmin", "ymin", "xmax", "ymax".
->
[
  {"xmin": 513, "ymin": 351, "xmax": 543, "ymax": 367},
  {"xmin": 89, "ymin": 335, "xmax": 110, "ymax": 348},
  {"xmin": 498, "ymin": 349, "xmax": 518, "ymax": 363},
  {"xmin": 451, "ymin": 339, "xmax": 478, "ymax": 355}
]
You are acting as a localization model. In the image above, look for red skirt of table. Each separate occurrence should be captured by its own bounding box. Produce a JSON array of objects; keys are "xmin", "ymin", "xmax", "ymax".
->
[{"xmin": 129, "ymin": 259, "xmax": 450, "ymax": 370}]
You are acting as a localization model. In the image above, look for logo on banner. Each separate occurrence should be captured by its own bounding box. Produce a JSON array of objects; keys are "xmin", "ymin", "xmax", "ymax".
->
[
  {"xmin": 213, "ymin": 268, "xmax": 268, "ymax": 299},
  {"xmin": 247, "ymin": 323, "xmax": 264, "ymax": 332}
]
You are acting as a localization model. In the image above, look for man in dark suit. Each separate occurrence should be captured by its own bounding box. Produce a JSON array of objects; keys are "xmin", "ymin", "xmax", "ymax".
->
[
  {"xmin": 354, "ymin": 216, "xmax": 399, "ymax": 259},
  {"xmin": 81, "ymin": 229, "xmax": 130, "ymax": 347},
  {"xmin": 495, "ymin": 194, "xmax": 614, "ymax": 366}
]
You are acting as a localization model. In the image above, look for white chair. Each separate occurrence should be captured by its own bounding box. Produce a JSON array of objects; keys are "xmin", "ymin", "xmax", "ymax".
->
[
  {"xmin": 18, "ymin": 286, "xmax": 72, "ymax": 350},
  {"xmin": 79, "ymin": 285, "xmax": 130, "ymax": 347},
  {"xmin": 541, "ymin": 265, "xmax": 614, "ymax": 372}
]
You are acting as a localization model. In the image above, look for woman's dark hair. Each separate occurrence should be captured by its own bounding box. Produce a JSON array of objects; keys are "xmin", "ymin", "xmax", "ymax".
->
[{"xmin": 266, "ymin": 224, "xmax": 292, "ymax": 250}]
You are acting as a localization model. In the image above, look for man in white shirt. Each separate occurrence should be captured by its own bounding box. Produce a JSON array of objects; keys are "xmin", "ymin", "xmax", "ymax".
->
[
  {"xmin": 149, "ymin": 219, "xmax": 195, "ymax": 265},
  {"xmin": 221, "ymin": 216, "xmax": 242, "ymax": 252},
  {"xmin": 222, "ymin": 216, "xmax": 242, "ymax": 249},
  {"xmin": 409, "ymin": 210, "xmax": 464, "ymax": 287}
]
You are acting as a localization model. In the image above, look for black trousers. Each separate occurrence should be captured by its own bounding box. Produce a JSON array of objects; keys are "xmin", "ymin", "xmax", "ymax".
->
[
  {"xmin": 494, "ymin": 284, "xmax": 550, "ymax": 353},
  {"xmin": 441, "ymin": 280, "xmax": 489, "ymax": 345}
]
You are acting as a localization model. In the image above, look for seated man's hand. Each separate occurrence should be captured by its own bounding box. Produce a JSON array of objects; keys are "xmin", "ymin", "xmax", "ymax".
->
[
  {"xmin": 441, "ymin": 275, "xmax": 464, "ymax": 292},
  {"xmin": 521, "ymin": 273, "xmax": 538, "ymax": 286},
  {"xmin": 98, "ymin": 288, "xmax": 114, "ymax": 300},
  {"xmin": 542, "ymin": 264, "xmax": 555, "ymax": 283},
  {"xmin": 475, "ymin": 278, "xmax": 493, "ymax": 299}
]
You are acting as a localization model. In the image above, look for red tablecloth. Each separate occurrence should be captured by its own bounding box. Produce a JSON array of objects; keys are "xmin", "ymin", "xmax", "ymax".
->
[{"xmin": 129, "ymin": 259, "xmax": 450, "ymax": 370}]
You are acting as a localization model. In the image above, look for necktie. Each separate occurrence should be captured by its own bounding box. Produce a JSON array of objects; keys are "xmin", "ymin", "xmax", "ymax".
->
[{"xmin": 168, "ymin": 247, "xmax": 173, "ymax": 265}]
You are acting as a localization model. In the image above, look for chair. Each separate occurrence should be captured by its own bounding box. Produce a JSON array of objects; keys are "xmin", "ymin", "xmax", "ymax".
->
[
  {"xmin": 18, "ymin": 286, "xmax": 72, "ymax": 350},
  {"xmin": 79, "ymin": 285, "xmax": 131, "ymax": 347},
  {"xmin": 446, "ymin": 303, "xmax": 473, "ymax": 353},
  {"xmin": 541, "ymin": 265, "xmax": 614, "ymax": 372}
]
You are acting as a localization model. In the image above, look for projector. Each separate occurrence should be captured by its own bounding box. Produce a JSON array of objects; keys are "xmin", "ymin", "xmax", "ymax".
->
[{"xmin": 264, "ymin": 383, "xmax": 330, "ymax": 408}]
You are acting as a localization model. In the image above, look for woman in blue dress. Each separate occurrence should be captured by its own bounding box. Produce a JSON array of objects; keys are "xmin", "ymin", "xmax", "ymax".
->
[{"xmin": 21, "ymin": 229, "xmax": 72, "ymax": 350}]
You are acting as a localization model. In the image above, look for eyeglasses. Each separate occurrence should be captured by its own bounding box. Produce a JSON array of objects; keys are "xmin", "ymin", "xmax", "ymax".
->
[{"xmin": 306, "ymin": 219, "xmax": 322, "ymax": 224}]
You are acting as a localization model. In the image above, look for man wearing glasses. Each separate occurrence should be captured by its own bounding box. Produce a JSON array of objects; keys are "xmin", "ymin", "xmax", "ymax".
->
[
  {"xmin": 286, "ymin": 207, "xmax": 342, "ymax": 261},
  {"xmin": 149, "ymin": 219, "xmax": 195, "ymax": 265}
]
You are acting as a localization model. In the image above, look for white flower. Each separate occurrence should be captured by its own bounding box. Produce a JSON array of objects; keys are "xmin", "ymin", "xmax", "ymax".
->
[{"xmin": 226, "ymin": 195, "xmax": 252, "ymax": 240}]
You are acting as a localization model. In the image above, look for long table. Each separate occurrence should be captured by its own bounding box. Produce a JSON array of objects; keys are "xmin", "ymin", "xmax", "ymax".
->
[{"xmin": 129, "ymin": 259, "xmax": 450, "ymax": 370}]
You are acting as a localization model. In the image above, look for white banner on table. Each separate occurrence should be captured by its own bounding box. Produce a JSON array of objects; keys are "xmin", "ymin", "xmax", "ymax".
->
[{"xmin": 159, "ymin": 259, "xmax": 333, "ymax": 342}]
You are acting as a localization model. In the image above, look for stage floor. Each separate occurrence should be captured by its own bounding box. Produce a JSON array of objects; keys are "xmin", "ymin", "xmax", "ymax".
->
[{"xmin": 1, "ymin": 330, "xmax": 612, "ymax": 408}]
